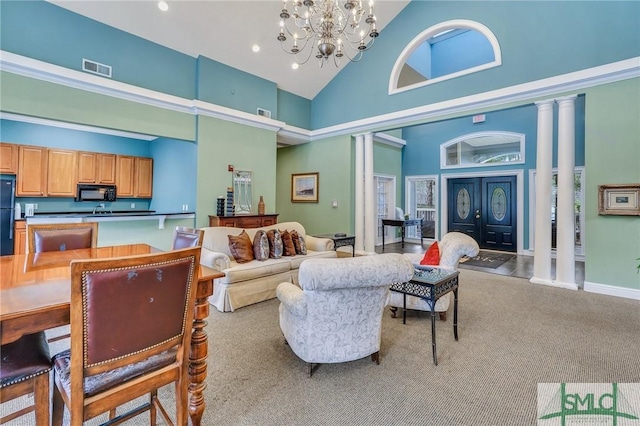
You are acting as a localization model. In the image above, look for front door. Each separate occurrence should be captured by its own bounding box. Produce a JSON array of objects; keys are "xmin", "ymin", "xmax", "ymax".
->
[{"xmin": 447, "ymin": 176, "xmax": 516, "ymax": 252}]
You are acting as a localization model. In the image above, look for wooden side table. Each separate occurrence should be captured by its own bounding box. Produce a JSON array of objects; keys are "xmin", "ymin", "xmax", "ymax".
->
[
  {"xmin": 314, "ymin": 233, "xmax": 356, "ymax": 256},
  {"xmin": 208, "ymin": 214, "xmax": 278, "ymax": 228}
]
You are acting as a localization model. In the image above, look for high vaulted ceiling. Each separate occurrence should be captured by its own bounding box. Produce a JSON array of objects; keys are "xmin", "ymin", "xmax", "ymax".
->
[{"xmin": 48, "ymin": 0, "xmax": 410, "ymax": 100}]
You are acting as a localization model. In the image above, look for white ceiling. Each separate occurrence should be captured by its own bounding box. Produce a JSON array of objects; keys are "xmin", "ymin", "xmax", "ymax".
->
[{"xmin": 48, "ymin": 0, "xmax": 409, "ymax": 100}]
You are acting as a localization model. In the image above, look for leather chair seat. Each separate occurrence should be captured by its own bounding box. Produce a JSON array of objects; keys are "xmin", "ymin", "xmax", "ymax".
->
[
  {"xmin": 34, "ymin": 228, "xmax": 93, "ymax": 252},
  {"xmin": 52, "ymin": 348, "xmax": 177, "ymax": 398},
  {"xmin": 0, "ymin": 332, "xmax": 52, "ymax": 388}
]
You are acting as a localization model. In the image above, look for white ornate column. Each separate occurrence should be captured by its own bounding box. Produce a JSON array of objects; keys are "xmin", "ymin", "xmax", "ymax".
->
[
  {"xmin": 530, "ymin": 100, "xmax": 554, "ymax": 286},
  {"xmin": 555, "ymin": 95, "xmax": 578, "ymax": 290},
  {"xmin": 354, "ymin": 134, "xmax": 365, "ymax": 253},
  {"xmin": 363, "ymin": 133, "xmax": 376, "ymax": 253}
]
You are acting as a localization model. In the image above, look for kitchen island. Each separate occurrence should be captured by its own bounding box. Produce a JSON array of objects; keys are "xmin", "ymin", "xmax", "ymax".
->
[{"xmin": 22, "ymin": 212, "xmax": 196, "ymax": 251}]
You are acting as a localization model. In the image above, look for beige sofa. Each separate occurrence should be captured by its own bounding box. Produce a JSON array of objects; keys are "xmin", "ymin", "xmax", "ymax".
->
[{"xmin": 200, "ymin": 221, "xmax": 337, "ymax": 312}]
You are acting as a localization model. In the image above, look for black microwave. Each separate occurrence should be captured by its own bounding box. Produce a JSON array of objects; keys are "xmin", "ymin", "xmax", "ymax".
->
[{"xmin": 76, "ymin": 184, "xmax": 117, "ymax": 202}]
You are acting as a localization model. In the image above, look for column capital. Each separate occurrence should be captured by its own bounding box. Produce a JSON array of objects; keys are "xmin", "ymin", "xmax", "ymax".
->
[
  {"xmin": 535, "ymin": 99, "xmax": 555, "ymax": 111},
  {"xmin": 556, "ymin": 94, "xmax": 578, "ymax": 105}
]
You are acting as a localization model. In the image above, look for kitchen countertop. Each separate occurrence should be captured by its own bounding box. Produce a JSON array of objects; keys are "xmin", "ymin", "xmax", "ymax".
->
[{"xmin": 25, "ymin": 211, "xmax": 195, "ymax": 229}]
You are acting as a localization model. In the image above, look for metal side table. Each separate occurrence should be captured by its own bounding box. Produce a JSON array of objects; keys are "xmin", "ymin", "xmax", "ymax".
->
[{"xmin": 390, "ymin": 266, "xmax": 459, "ymax": 365}]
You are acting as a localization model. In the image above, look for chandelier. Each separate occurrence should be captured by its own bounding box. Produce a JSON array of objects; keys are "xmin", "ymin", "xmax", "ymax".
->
[{"xmin": 277, "ymin": 0, "xmax": 379, "ymax": 67}]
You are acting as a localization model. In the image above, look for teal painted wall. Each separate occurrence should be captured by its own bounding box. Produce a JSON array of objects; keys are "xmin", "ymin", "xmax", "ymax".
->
[
  {"xmin": 277, "ymin": 90, "xmax": 312, "ymax": 129},
  {"xmin": 196, "ymin": 116, "xmax": 277, "ymax": 228},
  {"xmin": 312, "ymin": 1, "xmax": 640, "ymax": 128},
  {"xmin": 0, "ymin": 0, "xmax": 197, "ymax": 100},
  {"xmin": 196, "ymin": 56, "xmax": 277, "ymax": 117},
  {"xmin": 149, "ymin": 138, "xmax": 198, "ymax": 214},
  {"xmin": 96, "ymin": 218, "xmax": 196, "ymax": 250},
  {"xmin": 276, "ymin": 135, "xmax": 353, "ymax": 235},
  {"xmin": 584, "ymin": 78, "xmax": 640, "ymax": 291}
]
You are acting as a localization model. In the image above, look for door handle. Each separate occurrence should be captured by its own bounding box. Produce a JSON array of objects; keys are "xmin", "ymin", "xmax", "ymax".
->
[{"xmin": 475, "ymin": 209, "xmax": 481, "ymax": 219}]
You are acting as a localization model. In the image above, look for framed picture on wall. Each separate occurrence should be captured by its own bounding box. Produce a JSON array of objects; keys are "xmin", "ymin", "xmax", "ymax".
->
[
  {"xmin": 598, "ymin": 184, "xmax": 640, "ymax": 216},
  {"xmin": 291, "ymin": 172, "xmax": 319, "ymax": 203}
]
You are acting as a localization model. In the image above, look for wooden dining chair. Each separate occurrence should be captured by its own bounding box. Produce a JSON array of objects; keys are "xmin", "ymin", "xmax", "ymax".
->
[
  {"xmin": 0, "ymin": 332, "xmax": 52, "ymax": 426},
  {"xmin": 51, "ymin": 247, "xmax": 201, "ymax": 426},
  {"xmin": 27, "ymin": 222, "xmax": 99, "ymax": 343},
  {"xmin": 27, "ymin": 222, "xmax": 98, "ymax": 253},
  {"xmin": 171, "ymin": 226, "xmax": 204, "ymax": 250}
]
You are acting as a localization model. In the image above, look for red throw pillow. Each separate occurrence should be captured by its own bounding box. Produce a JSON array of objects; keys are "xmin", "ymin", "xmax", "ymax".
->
[{"xmin": 420, "ymin": 241, "xmax": 440, "ymax": 266}]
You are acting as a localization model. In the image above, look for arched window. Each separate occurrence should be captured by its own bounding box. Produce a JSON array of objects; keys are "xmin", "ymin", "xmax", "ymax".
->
[
  {"xmin": 389, "ymin": 20, "xmax": 502, "ymax": 95},
  {"xmin": 440, "ymin": 131, "xmax": 525, "ymax": 169}
]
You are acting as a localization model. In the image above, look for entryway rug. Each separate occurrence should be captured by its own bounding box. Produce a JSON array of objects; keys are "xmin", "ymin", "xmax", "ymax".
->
[{"xmin": 459, "ymin": 250, "xmax": 515, "ymax": 269}]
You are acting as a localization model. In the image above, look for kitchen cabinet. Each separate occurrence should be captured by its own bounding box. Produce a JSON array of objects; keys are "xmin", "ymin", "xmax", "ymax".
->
[
  {"xmin": 17, "ymin": 145, "xmax": 47, "ymax": 197},
  {"xmin": 208, "ymin": 214, "xmax": 279, "ymax": 228},
  {"xmin": 116, "ymin": 155, "xmax": 135, "ymax": 197},
  {"xmin": 116, "ymin": 155, "xmax": 153, "ymax": 198},
  {"xmin": 14, "ymin": 221, "xmax": 26, "ymax": 255},
  {"xmin": 47, "ymin": 148, "xmax": 77, "ymax": 197},
  {"xmin": 0, "ymin": 143, "xmax": 18, "ymax": 174},
  {"xmin": 134, "ymin": 157, "xmax": 153, "ymax": 198},
  {"xmin": 78, "ymin": 152, "xmax": 116, "ymax": 184}
]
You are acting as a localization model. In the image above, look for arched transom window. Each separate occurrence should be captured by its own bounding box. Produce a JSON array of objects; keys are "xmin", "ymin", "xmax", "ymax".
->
[
  {"xmin": 440, "ymin": 131, "xmax": 525, "ymax": 169},
  {"xmin": 389, "ymin": 20, "xmax": 502, "ymax": 95}
]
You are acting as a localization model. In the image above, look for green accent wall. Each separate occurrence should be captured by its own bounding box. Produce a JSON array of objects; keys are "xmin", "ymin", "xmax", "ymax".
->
[
  {"xmin": 96, "ymin": 218, "xmax": 196, "ymax": 250},
  {"xmin": 374, "ymin": 142, "xmax": 403, "ymax": 209},
  {"xmin": 0, "ymin": 72, "xmax": 195, "ymax": 141},
  {"xmin": 276, "ymin": 135, "xmax": 353, "ymax": 235},
  {"xmin": 196, "ymin": 116, "xmax": 277, "ymax": 228},
  {"xmin": 584, "ymin": 78, "xmax": 640, "ymax": 290}
]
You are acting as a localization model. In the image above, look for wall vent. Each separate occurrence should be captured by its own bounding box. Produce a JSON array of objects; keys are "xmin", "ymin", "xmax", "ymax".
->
[
  {"xmin": 257, "ymin": 108, "xmax": 271, "ymax": 119},
  {"xmin": 82, "ymin": 59, "xmax": 112, "ymax": 78}
]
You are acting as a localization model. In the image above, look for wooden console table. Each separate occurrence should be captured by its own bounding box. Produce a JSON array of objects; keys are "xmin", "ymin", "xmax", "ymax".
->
[
  {"xmin": 209, "ymin": 214, "xmax": 278, "ymax": 228},
  {"xmin": 381, "ymin": 218, "xmax": 423, "ymax": 249}
]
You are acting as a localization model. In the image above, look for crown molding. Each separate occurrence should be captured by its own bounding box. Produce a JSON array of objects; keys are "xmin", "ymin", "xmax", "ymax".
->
[
  {"xmin": 373, "ymin": 132, "xmax": 406, "ymax": 148},
  {"xmin": 2, "ymin": 50, "xmax": 638, "ymax": 143}
]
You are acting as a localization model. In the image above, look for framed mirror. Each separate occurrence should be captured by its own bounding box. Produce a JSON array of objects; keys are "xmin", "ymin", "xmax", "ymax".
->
[{"xmin": 233, "ymin": 170, "xmax": 252, "ymax": 214}]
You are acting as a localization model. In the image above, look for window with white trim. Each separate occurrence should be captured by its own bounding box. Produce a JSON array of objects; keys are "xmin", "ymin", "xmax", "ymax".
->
[
  {"xmin": 441, "ymin": 131, "xmax": 525, "ymax": 169},
  {"xmin": 405, "ymin": 175, "xmax": 438, "ymax": 240}
]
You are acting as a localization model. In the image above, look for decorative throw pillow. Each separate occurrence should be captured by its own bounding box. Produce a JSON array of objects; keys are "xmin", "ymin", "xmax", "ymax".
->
[
  {"xmin": 291, "ymin": 230, "xmax": 307, "ymax": 255},
  {"xmin": 228, "ymin": 230, "xmax": 255, "ymax": 264},
  {"xmin": 420, "ymin": 241, "xmax": 440, "ymax": 266},
  {"xmin": 280, "ymin": 230, "xmax": 297, "ymax": 256},
  {"xmin": 253, "ymin": 230, "xmax": 270, "ymax": 261},
  {"xmin": 266, "ymin": 229, "xmax": 283, "ymax": 259}
]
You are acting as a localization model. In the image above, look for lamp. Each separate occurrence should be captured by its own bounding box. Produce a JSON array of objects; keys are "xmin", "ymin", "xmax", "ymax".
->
[{"xmin": 277, "ymin": 0, "xmax": 379, "ymax": 67}]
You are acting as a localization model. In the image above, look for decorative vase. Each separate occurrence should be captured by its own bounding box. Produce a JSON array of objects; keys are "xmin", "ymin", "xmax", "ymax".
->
[{"xmin": 258, "ymin": 195, "xmax": 265, "ymax": 215}]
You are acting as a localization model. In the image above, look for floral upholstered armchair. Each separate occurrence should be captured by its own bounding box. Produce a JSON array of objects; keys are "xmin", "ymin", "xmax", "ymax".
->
[
  {"xmin": 276, "ymin": 253, "xmax": 413, "ymax": 376},
  {"xmin": 388, "ymin": 232, "xmax": 480, "ymax": 320}
]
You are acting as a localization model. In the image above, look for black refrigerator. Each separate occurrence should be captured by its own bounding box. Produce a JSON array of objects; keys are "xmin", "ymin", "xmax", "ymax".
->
[{"xmin": 0, "ymin": 177, "xmax": 16, "ymax": 255}]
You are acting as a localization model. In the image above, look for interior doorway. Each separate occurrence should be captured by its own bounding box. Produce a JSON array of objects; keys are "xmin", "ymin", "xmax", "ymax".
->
[{"xmin": 447, "ymin": 175, "xmax": 517, "ymax": 252}]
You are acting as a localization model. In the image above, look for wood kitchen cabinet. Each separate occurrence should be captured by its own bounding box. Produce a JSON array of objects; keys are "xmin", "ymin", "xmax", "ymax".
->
[
  {"xmin": 14, "ymin": 221, "xmax": 26, "ymax": 255},
  {"xmin": 134, "ymin": 157, "xmax": 153, "ymax": 198},
  {"xmin": 208, "ymin": 214, "xmax": 279, "ymax": 228},
  {"xmin": 116, "ymin": 155, "xmax": 152, "ymax": 198},
  {"xmin": 17, "ymin": 145, "xmax": 47, "ymax": 196},
  {"xmin": 47, "ymin": 148, "xmax": 77, "ymax": 196},
  {"xmin": 116, "ymin": 155, "xmax": 135, "ymax": 197},
  {"xmin": 78, "ymin": 152, "xmax": 116, "ymax": 184},
  {"xmin": 0, "ymin": 143, "xmax": 18, "ymax": 174}
]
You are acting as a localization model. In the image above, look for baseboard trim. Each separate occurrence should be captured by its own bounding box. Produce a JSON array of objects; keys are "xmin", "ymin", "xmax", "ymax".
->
[
  {"xmin": 583, "ymin": 281, "xmax": 640, "ymax": 300},
  {"xmin": 530, "ymin": 278, "xmax": 579, "ymax": 290}
]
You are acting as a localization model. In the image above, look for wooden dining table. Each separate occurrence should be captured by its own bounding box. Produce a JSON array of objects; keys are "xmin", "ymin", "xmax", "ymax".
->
[{"xmin": 0, "ymin": 243, "xmax": 224, "ymax": 426}]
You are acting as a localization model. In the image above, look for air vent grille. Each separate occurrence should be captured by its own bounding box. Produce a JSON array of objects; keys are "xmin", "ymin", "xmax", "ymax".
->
[
  {"xmin": 257, "ymin": 108, "xmax": 271, "ymax": 119},
  {"xmin": 82, "ymin": 59, "xmax": 112, "ymax": 78}
]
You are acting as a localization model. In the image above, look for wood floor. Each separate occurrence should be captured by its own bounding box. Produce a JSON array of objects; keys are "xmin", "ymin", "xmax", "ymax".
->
[{"xmin": 372, "ymin": 241, "xmax": 585, "ymax": 285}]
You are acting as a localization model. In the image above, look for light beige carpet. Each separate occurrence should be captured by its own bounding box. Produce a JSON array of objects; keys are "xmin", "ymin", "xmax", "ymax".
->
[{"xmin": 4, "ymin": 269, "xmax": 639, "ymax": 425}]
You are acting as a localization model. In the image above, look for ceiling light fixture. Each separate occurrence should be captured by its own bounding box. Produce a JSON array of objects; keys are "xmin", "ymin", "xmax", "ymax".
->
[
  {"xmin": 158, "ymin": 1, "xmax": 168, "ymax": 12},
  {"xmin": 277, "ymin": 0, "xmax": 379, "ymax": 67},
  {"xmin": 252, "ymin": 45, "xmax": 261, "ymax": 53}
]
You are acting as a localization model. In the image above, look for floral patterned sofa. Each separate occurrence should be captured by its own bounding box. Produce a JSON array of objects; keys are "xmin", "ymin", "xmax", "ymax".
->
[{"xmin": 200, "ymin": 221, "xmax": 337, "ymax": 312}]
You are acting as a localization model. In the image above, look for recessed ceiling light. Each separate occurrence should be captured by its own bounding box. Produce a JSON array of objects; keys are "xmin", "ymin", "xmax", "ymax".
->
[
  {"xmin": 158, "ymin": 1, "xmax": 169, "ymax": 12},
  {"xmin": 291, "ymin": 63, "xmax": 299, "ymax": 70},
  {"xmin": 252, "ymin": 45, "xmax": 260, "ymax": 53}
]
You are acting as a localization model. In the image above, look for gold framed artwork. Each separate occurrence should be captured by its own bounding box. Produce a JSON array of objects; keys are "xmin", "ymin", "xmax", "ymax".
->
[
  {"xmin": 598, "ymin": 184, "xmax": 640, "ymax": 216},
  {"xmin": 291, "ymin": 172, "xmax": 319, "ymax": 203}
]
